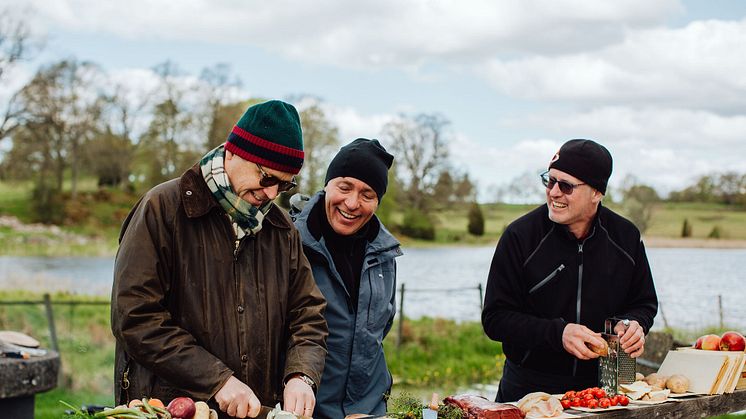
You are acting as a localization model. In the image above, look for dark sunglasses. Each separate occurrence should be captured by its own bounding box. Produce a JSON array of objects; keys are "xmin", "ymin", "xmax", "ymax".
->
[
  {"xmin": 540, "ymin": 171, "xmax": 586, "ymax": 195},
  {"xmin": 256, "ymin": 163, "xmax": 297, "ymax": 192}
]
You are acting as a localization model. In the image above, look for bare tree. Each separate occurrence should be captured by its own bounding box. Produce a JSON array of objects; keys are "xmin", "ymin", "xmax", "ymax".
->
[
  {"xmin": 381, "ymin": 113, "xmax": 450, "ymax": 212},
  {"xmin": 0, "ymin": 10, "xmax": 41, "ymax": 141},
  {"xmin": 293, "ymin": 97, "xmax": 339, "ymax": 194},
  {"xmin": 17, "ymin": 59, "xmax": 104, "ymax": 197},
  {"xmin": 139, "ymin": 61, "xmax": 196, "ymax": 185},
  {"xmin": 199, "ymin": 63, "xmax": 244, "ymax": 148}
]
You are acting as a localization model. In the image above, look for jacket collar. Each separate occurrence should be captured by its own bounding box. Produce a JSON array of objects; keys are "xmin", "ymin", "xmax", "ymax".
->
[
  {"xmin": 179, "ymin": 164, "xmax": 292, "ymax": 230},
  {"xmin": 549, "ymin": 203, "xmax": 604, "ymax": 243}
]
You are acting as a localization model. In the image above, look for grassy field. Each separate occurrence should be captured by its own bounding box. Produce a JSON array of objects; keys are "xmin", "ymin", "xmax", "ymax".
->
[
  {"xmin": 1, "ymin": 290, "xmax": 743, "ymax": 418},
  {"xmin": 2, "ymin": 179, "xmax": 746, "ymax": 256},
  {"xmin": 0, "ymin": 291, "xmax": 503, "ymax": 418}
]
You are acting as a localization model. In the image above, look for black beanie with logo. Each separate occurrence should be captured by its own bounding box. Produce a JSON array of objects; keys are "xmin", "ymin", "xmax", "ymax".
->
[
  {"xmin": 324, "ymin": 138, "xmax": 394, "ymax": 201},
  {"xmin": 548, "ymin": 139, "xmax": 613, "ymax": 194}
]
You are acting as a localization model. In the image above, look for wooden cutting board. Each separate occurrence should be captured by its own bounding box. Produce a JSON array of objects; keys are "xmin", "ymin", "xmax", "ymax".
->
[{"xmin": 657, "ymin": 350, "xmax": 729, "ymax": 394}]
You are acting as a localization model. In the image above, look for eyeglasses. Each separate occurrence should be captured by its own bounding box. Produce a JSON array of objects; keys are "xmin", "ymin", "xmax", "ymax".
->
[
  {"xmin": 540, "ymin": 171, "xmax": 585, "ymax": 195},
  {"xmin": 256, "ymin": 163, "xmax": 297, "ymax": 192}
]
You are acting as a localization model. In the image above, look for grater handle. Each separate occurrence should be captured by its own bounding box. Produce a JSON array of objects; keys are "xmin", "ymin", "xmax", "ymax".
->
[{"xmin": 605, "ymin": 317, "xmax": 629, "ymax": 335}]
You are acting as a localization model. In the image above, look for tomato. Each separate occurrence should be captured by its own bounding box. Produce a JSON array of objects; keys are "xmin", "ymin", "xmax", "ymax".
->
[
  {"xmin": 563, "ymin": 390, "xmax": 576, "ymax": 400},
  {"xmin": 609, "ymin": 395, "xmax": 618, "ymax": 406},
  {"xmin": 587, "ymin": 399, "xmax": 598, "ymax": 409},
  {"xmin": 570, "ymin": 397, "xmax": 582, "ymax": 407},
  {"xmin": 598, "ymin": 397, "xmax": 611, "ymax": 408},
  {"xmin": 593, "ymin": 389, "xmax": 606, "ymax": 399},
  {"xmin": 583, "ymin": 393, "xmax": 595, "ymax": 401},
  {"xmin": 561, "ymin": 399, "xmax": 571, "ymax": 409},
  {"xmin": 619, "ymin": 395, "xmax": 630, "ymax": 406}
]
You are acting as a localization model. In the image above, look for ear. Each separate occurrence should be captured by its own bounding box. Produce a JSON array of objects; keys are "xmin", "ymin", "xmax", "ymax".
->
[
  {"xmin": 225, "ymin": 149, "xmax": 234, "ymax": 160},
  {"xmin": 591, "ymin": 189, "xmax": 604, "ymax": 204}
]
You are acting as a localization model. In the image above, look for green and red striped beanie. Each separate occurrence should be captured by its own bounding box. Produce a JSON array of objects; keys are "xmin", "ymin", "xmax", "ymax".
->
[{"xmin": 225, "ymin": 100, "xmax": 304, "ymax": 174}]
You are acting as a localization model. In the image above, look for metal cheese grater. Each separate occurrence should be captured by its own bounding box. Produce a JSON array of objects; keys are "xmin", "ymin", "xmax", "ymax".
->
[{"xmin": 598, "ymin": 318, "xmax": 636, "ymax": 395}]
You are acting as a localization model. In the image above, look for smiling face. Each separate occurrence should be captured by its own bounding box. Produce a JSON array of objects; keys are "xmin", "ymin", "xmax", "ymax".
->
[
  {"xmin": 546, "ymin": 168, "xmax": 603, "ymax": 239},
  {"xmin": 224, "ymin": 149, "xmax": 295, "ymax": 207},
  {"xmin": 324, "ymin": 177, "xmax": 379, "ymax": 236}
]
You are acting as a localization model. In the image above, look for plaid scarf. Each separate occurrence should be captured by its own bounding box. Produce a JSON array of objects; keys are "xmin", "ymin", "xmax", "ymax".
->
[{"xmin": 200, "ymin": 145, "xmax": 271, "ymax": 238}]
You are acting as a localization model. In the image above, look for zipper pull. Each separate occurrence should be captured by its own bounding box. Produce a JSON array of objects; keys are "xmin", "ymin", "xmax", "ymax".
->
[{"xmin": 121, "ymin": 368, "xmax": 130, "ymax": 390}]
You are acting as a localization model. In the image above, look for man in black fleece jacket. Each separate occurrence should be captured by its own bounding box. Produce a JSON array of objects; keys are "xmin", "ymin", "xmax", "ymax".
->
[{"xmin": 482, "ymin": 139, "xmax": 658, "ymax": 402}]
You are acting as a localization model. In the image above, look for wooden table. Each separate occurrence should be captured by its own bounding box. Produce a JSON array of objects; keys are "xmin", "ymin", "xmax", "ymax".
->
[{"xmin": 566, "ymin": 390, "xmax": 746, "ymax": 418}]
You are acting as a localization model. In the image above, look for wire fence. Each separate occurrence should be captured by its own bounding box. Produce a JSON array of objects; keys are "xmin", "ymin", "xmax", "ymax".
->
[
  {"xmin": 394, "ymin": 283, "xmax": 483, "ymax": 348},
  {"xmin": 0, "ymin": 293, "xmax": 109, "ymax": 352}
]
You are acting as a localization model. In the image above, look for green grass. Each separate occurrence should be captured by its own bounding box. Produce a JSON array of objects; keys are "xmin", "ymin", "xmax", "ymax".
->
[
  {"xmin": 642, "ymin": 202, "xmax": 746, "ymax": 240},
  {"xmin": 0, "ymin": 180, "xmax": 34, "ymax": 222},
  {"xmin": 3, "ymin": 176, "xmax": 746, "ymax": 255},
  {"xmin": 1, "ymin": 291, "xmax": 504, "ymax": 417},
  {"xmin": 384, "ymin": 317, "xmax": 504, "ymax": 392}
]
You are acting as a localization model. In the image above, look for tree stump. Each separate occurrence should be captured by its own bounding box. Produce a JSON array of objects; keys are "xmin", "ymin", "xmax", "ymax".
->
[{"xmin": 0, "ymin": 351, "xmax": 60, "ymax": 419}]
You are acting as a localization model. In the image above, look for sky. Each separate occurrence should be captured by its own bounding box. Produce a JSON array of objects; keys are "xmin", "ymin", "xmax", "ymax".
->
[{"xmin": 4, "ymin": 0, "xmax": 746, "ymax": 202}]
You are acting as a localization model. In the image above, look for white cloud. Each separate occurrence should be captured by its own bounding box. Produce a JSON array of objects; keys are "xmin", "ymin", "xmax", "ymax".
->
[
  {"xmin": 321, "ymin": 103, "xmax": 395, "ymax": 144},
  {"xmin": 479, "ymin": 18, "xmax": 746, "ymax": 112},
  {"xmin": 500, "ymin": 106, "xmax": 746, "ymax": 194},
  {"xmin": 13, "ymin": 0, "xmax": 679, "ymax": 68}
]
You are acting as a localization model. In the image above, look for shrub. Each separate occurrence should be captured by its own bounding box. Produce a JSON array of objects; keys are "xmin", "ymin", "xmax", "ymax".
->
[
  {"xmin": 400, "ymin": 208, "xmax": 435, "ymax": 240},
  {"xmin": 681, "ymin": 218, "xmax": 692, "ymax": 238},
  {"xmin": 708, "ymin": 225, "xmax": 722, "ymax": 239},
  {"xmin": 467, "ymin": 202, "xmax": 485, "ymax": 236},
  {"xmin": 31, "ymin": 186, "xmax": 66, "ymax": 225}
]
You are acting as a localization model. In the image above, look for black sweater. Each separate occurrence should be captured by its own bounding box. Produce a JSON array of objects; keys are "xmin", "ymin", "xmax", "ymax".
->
[{"xmin": 482, "ymin": 204, "xmax": 658, "ymax": 379}]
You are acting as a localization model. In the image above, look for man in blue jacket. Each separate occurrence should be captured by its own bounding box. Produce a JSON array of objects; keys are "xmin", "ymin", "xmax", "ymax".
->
[
  {"xmin": 291, "ymin": 138, "xmax": 402, "ymax": 418},
  {"xmin": 482, "ymin": 139, "xmax": 658, "ymax": 402}
]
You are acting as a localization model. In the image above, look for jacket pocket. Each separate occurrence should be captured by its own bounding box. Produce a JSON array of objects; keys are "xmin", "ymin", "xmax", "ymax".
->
[{"xmin": 529, "ymin": 264, "xmax": 565, "ymax": 294}]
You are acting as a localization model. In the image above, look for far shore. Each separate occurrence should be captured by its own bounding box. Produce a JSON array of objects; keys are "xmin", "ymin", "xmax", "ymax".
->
[{"xmin": 643, "ymin": 236, "xmax": 746, "ymax": 249}]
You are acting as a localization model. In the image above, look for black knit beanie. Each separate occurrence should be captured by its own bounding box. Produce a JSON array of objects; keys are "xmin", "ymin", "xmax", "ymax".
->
[
  {"xmin": 324, "ymin": 138, "xmax": 394, "ymax": 201},
  {"xmin": 548, "ymin": 139, "xmax": 613, "ymax": 194}
]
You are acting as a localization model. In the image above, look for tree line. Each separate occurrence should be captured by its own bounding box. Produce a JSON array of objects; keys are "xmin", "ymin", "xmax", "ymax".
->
[{"xmin": 0, "ymin": 12, "xmax": 479, "ymax": 238}]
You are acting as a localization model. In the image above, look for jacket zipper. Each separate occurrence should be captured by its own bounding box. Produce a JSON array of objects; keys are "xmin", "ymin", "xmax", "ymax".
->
[
  {"xmin": 573, "ymin": 242, "xmax": 584, "ymax": 377},
  {"xmin": 529, "ymin": 264, "xmax": 566, "ymax": 294}
]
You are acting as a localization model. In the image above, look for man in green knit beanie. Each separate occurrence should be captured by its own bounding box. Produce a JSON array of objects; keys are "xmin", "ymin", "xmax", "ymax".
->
[{"xmin": 112, "ymin": 100, "xmax": 328, "ymax": 419}]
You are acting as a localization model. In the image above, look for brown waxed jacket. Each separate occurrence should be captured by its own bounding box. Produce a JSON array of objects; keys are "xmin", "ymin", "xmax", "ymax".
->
[{"xmin": 111, "ymin": 164, "xmax": 328, "ymax": 410}]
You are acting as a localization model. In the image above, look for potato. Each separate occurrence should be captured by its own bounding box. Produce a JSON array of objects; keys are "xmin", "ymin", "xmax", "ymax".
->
[
  {"xmin": 586, "ymin": 341, "xmax": 609, "ymax": 356},
  {"xmin": 666, "ymin": 375, "xmax": 690, "ymax": 394},
  {"xmin": 644, "ymin": 373, "xmax": 668, "ymax": 389}
]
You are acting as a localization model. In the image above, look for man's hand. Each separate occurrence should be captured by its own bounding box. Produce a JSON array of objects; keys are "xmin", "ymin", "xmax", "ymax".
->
[
  {"xmin": 215, "ymin": 376, "xmax": 261, "ymax": 418},
  {"xmin": 562, "ymin": 323, "xmax": 607, "ymax": 360},
  {"xmin": 283, "ymin": 376, "xmax": 315, "ymax": 417},
  {"xmin": 614, "ymin": 319, "xmax": 645, "ymax": 358}
]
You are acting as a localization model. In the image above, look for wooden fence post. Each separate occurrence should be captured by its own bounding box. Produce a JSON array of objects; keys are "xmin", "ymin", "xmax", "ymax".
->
[
  {"xmin": 478, "ymin": 283, "xmax": 484, "ymax": 311},
  {"xmin": 43, "ymin": 293, "xmax": 59, "ymax": 352},
  {"xmin": 396, "ymin": 283, "xmax": 405, "ymax": 350}
]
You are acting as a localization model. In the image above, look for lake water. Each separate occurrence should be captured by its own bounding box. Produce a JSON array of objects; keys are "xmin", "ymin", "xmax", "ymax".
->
[{"xmin": 1, "ymin": 247, "xmax": 745, "ymax": 331}]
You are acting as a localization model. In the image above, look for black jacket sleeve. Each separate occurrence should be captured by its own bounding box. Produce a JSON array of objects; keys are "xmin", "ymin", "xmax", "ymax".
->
[
  {"xmin": 616, "ymin": 239, "xmax": 658, "ymax": 333},
  {"xmin": 481, "ymin": 228, "xmax": 567, "ymax": 353}
]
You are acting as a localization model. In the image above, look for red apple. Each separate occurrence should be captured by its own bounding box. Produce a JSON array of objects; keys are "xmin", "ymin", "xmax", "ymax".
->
[
  {"xmin": 167, "ymin": 397, "xmax": 196, "ymax": 419},
  {"xmin": 700, "ymin": 334, "xmax": 721, "ymax": 350},
  {"xmin": 693, "ymin": 336, "xmax": 704, "ymax": 349},
  {"xmin": 719, "ymin": 331, "xmax": 746, "ymax": 352}
]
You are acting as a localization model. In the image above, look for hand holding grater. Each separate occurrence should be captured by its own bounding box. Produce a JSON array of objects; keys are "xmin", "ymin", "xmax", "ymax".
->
[{"xmin": 598, "ymin": 318, "xmax": 636, "ymax": 395}]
